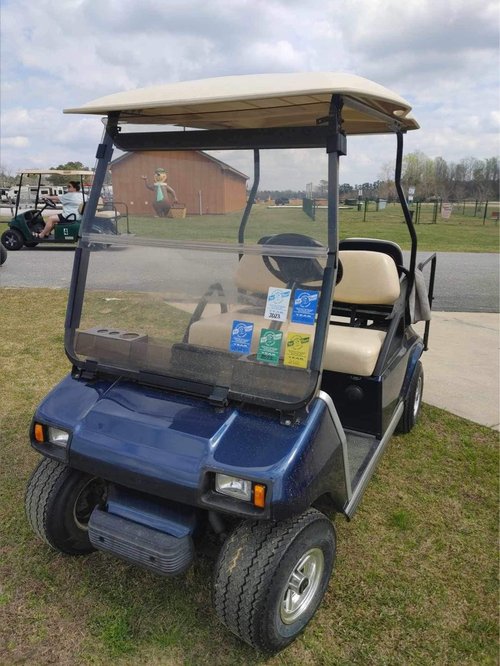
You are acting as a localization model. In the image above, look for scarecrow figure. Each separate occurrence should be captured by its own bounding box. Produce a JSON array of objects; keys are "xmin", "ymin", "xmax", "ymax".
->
[{"xmin": 141, "ymin": 168, "xmax": 178, "ymax": 217}]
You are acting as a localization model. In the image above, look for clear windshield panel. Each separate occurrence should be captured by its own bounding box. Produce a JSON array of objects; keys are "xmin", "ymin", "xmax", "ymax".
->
[
  {"xmin": 69, "ymin": 237, "xmax": 327, "ymax": 408},
  {"xmin": 90, "ymin": 148, "xmax": 328, "ymax": 246}
]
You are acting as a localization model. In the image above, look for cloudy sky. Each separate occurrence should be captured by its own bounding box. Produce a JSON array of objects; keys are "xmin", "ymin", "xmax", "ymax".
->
[{"xmin": 1, "ymin": 0, "xmax": 499, "ymax": 190}]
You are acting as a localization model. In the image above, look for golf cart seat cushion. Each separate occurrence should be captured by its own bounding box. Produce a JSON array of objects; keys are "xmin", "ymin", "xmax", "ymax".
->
[
  {"xmin": 334, "ymin": 250, "xmax": 400, "ymax": 305},
  {"xmin": 323, "ymin": 326, "xmax": 386, "ymax": 375},
  {"xmin": 235, "ymin": 254, "xmax": 287, "ymax": 293},
  {"xmin": 188, "ymin": 313, "xmax": 387, "ymax": 376}
]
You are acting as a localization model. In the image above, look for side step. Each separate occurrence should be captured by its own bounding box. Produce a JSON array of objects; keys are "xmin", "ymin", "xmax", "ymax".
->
[{"xmin": 89, "ymin": 508, "xmax": 194, "ymax": 576}]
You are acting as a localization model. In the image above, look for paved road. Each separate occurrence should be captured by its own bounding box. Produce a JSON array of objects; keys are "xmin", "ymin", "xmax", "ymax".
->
[{"xmin": 1, "ymin": 246, "xmax": 498, "ymax": 312}]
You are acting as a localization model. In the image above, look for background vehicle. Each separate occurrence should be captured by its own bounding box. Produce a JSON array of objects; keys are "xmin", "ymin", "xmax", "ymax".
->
[
  {"xmin": 25, "ymin": 73, "xmax": 435, "ymax": 653},
  {"xmin": 1, "ymin": 170, "xmax": 122, "ymax": 250}
]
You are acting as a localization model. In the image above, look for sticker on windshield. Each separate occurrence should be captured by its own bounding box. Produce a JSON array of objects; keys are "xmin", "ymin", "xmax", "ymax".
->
[
  {"xmin": 257, "ymin": 329, "xmax": 283, "ymax": 364},
  {"xmin": 229, "ymin": 320, "xmax": 254, "ymax": 354},
  {"xmin": 264, "ymin": 287, "xmax": 291, "ymax": 322},
  {"xmin": 284, "ymin": 332, "xmax": 311, "ymax": 369},
  {"xmin": 291, "ymin": 289, "xmax": 319, "ymax": 325}
]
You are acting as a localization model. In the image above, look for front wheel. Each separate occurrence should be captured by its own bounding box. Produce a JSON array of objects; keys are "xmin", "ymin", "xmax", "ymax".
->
[
  {"xmin": 25, "ymin": 457, "xmax": 107, "ymax": 554},
  {"xmin": 213, "ymin": 508, "xmax": 336, "ymax": 653}
]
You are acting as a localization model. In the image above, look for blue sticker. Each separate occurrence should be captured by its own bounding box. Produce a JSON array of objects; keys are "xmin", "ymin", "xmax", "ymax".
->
[
  {"xmin": 291, "ymin": 289, "xmax": 319, "ymax": 325},
  {"xmin": 229, "ymin": 320, "xmax": 254, "ymax": 354}
]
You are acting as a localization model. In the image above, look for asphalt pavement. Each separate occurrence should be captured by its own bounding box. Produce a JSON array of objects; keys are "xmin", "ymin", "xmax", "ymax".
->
[{"xmin": 1, "ymin": 245, "xmax": 498, "ymax": 429}]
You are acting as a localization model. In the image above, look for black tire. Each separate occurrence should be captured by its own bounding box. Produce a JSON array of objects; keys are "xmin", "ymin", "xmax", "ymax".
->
[
  {"xmin": 1, "ymin": 228, "xmax": 24, "ymax": 250},
  {"xmin": 25, "ymin": 457, "xmax": 107, "ymax": 555},
  {"xmin": 213, "ymin": 508, "xmax": 336, "ymax": 653},
  {"xmin": 0, "ymin": 244, "xmax": 7, "ymax": 265},
  {"xmin": 397, "ymin": 360, "xmax": 424, "ymax": 434}
]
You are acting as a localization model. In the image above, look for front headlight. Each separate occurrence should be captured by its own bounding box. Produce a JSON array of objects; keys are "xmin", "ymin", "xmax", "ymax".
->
[
  {"xmin": 214, "ymin": 474, "xmax": 267, "ymax": 508},
  {"xmin": 32, "ymin": 422, "xmax": 71, "ymax": 462},
  {"xmin": 215, "ymin": 474, "xmax": 252, "ymax": 501},
  {"xmin": 47, "ymin": 426, "xmax": 70, "ymax": 447}
]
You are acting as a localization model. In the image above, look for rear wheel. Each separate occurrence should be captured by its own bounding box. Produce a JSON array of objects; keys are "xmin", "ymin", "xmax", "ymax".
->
[
  {"xmin": 0, "ymin": 244, "xmax": 7, "ymax": 265},
  {"xmin": 1, "ymin": 228, "xmax": 24, "ymax": 250},
  {"xmin": 25, "ymin": 457, "xmax": 107, "ymax": 554},
  {"xmin": 213, "ymin": 508, "xmax": 336, "ymax": 653},
  {"xmin": 397, "ymin": 360, "xmax": 424, "ymax": 434}
]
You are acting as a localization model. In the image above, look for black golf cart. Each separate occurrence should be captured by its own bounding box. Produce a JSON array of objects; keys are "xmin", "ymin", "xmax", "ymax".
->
[
  {"xmin": 1, "ymin": 169, "xmax": 123, "ymax": 251},
  {"xmin": 25, "ymin": 73, "xmax": 436, "ymax": 653}
]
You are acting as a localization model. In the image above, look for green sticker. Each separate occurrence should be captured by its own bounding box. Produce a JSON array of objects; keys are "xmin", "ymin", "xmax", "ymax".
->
[{"xmin": 257, "ymin": 328, "xmax": 283, "ymax": 364}]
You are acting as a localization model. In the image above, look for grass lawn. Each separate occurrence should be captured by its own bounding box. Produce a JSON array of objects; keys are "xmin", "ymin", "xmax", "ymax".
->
[
  {"xmin": 1, "ymin": 201, "xmax": 499, "ymax": 253},
  {"xmin": 0, "ymin": 288, "xmax": 498, "ymax": 665}
]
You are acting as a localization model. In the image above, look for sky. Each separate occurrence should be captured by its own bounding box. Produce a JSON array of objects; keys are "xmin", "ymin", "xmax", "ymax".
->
[{"xmin": 1, "ymin": 0, "xmax": 499, "ymax": 191}]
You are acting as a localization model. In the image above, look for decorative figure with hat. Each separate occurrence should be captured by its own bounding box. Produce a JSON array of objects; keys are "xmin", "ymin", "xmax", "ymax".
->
[{"xmin": 141, "ymin": 168, "xmax": 178, "ymax": 217}]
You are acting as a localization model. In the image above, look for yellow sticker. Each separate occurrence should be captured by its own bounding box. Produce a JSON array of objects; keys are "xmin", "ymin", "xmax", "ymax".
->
[{"xmin": 284, "ymin": 332, "xmax": 311, "ymax": 368}]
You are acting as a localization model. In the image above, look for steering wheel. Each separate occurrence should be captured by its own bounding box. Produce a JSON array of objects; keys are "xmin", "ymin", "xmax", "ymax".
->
[
  {"xmin": 260, "ymin": 233, "xmax": 325, "ymax": 285},
  {"xmin": 41, "ymin": 197, "xmax": 57, "ymax": 208}
]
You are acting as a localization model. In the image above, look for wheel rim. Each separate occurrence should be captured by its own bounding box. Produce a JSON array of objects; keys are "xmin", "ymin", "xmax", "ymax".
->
[
  {"xmin": 3, "ymin": 232, "xmax": 19, "ymax": 249},
  {"xmin": 413, "ymin": 374, "xmax": 423, "ymax": 419},
  {"xmin": 73, "ymin": 479, "xmax": 107, "ymax": 531},
  {"xmin": 280, "ymin": 548, "xmax": 324, "ymax": 624}
]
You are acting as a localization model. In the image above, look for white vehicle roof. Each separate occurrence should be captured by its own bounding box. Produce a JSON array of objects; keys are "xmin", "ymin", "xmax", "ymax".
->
[
  {"xmin": 17, "ymin": 169, "xmax": 94, "ymax": 176},
  {"xmin": 64, "ymin": 72, "xmax": 418, "ymax": 134}
]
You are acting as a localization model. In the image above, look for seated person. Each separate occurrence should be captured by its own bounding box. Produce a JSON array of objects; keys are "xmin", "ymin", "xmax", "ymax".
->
[{"xmin": 36, "ymin": 181, "xmax": 84, "ymax": 238}]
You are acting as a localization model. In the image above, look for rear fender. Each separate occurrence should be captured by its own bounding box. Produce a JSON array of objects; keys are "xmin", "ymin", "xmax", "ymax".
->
[{"xmin": 400, "ymin": 341, "xmax": 424, "ymax": 400}]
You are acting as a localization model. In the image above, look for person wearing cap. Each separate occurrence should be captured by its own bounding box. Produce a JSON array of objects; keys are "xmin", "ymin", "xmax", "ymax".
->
[{"xmin": 141, "ymin": 168, "xmax": 178, "ymax": 217}]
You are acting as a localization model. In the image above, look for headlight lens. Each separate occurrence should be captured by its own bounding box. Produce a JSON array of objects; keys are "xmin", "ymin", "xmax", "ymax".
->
[
  {"xmin": 215, "ymin": 474, "xmax": 252, "ymax": 502},
  {"xmin": 47, "ymin": 426, "xmax": 70, "ymax": 447}
]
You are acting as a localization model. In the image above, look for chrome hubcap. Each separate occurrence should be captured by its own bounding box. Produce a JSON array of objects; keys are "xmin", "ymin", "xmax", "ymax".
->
[
  {"xmin": 280, "ymin": 548, "xmax": 324, "ymax": 624},
  {"xmin": 413, "ymin": 375, "xmax": 423, "ymax": 419}
]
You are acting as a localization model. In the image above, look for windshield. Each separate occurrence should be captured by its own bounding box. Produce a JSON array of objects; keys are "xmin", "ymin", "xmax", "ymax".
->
[{"xmin": 67, "ymin": 148, "xmax": 329, "ymax": 409}]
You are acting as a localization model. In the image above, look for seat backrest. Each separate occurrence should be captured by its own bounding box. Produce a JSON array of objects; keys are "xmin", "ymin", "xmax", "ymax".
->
[
  {"xmin": 335, "ymin": 250, "xmax": 400, "ymax": 305},
  {"xmin": 235, "ymin": 249, "xmax": 400, "ymax": 306},
  {"xmin": 235, "ymin": 254, "xmax": 287, "ymax": 293}
]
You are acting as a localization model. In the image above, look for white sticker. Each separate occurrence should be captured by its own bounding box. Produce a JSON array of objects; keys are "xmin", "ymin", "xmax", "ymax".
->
[{"xmin": 264, "ymin": 287, "xmax": 292, "ymax": 322}]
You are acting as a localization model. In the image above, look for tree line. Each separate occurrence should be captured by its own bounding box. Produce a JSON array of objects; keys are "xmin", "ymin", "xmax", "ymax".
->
[{"xmin": 258, "ymin": 153, "xmax": 499, "ymax": 203}]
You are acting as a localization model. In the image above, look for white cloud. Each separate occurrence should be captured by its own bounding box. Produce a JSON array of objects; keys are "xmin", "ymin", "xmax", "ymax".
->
[
  {"xmin": 0, "ymin": 0, "xmax": 498, "ymax": 186},
  {"xmin": 1, "ymin": 136, "xmax": 30, "ymax": 148}
]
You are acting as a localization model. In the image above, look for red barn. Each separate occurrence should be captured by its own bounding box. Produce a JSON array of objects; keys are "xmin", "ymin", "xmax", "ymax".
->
[{"xmin": 109, "ymin": 150, "xmax": 248, "ymax": 216}]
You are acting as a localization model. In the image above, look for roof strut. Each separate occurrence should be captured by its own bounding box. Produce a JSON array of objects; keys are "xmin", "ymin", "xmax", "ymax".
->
[
  {"xmin": 238, "ymin": 150, "xmax": 260, "ymax": 245},
  {"xmin": 310, "ymin": 94, "xmax": 345, "ymax": 372},
  {"xmin": 394, "ymin": 130, "xmax": 417, "ymax": 308}
]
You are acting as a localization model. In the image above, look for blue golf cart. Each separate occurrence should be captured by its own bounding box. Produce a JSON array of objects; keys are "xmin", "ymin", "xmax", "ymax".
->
[{"xmin": 25, "ymin": 73, "xmax": 436, "ymax": 653}]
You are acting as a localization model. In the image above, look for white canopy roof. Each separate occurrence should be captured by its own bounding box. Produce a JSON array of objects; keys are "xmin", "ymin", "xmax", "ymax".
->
[
  {"xmin": 64, "ymin": 72, "xmax": 418, "ymax": 134},
  {"xmin": 17, "ymin": 169, "xmax": 94, "ymax": 176}
]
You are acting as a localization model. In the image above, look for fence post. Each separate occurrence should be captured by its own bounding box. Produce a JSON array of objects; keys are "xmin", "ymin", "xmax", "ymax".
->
[
  {"xmin": 363, "ymin": 198, "xmax": 368, "ymax": 221},
  {"xmin": 433, "ymin": 200, "xmax": 438, "ymax": 224},
  {"xmin": 483, "ymin": 201, "xmax": 488, "ymax": 225}
]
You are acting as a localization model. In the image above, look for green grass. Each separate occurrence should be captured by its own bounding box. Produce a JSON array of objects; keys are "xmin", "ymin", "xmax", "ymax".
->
[
  {"xmin": 0, "ymin": 288, "xmax": 498, "ymax": 665},
  {"xmin": 1, "ymin": 201, "xmax": 498, "ymax": 252}
]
